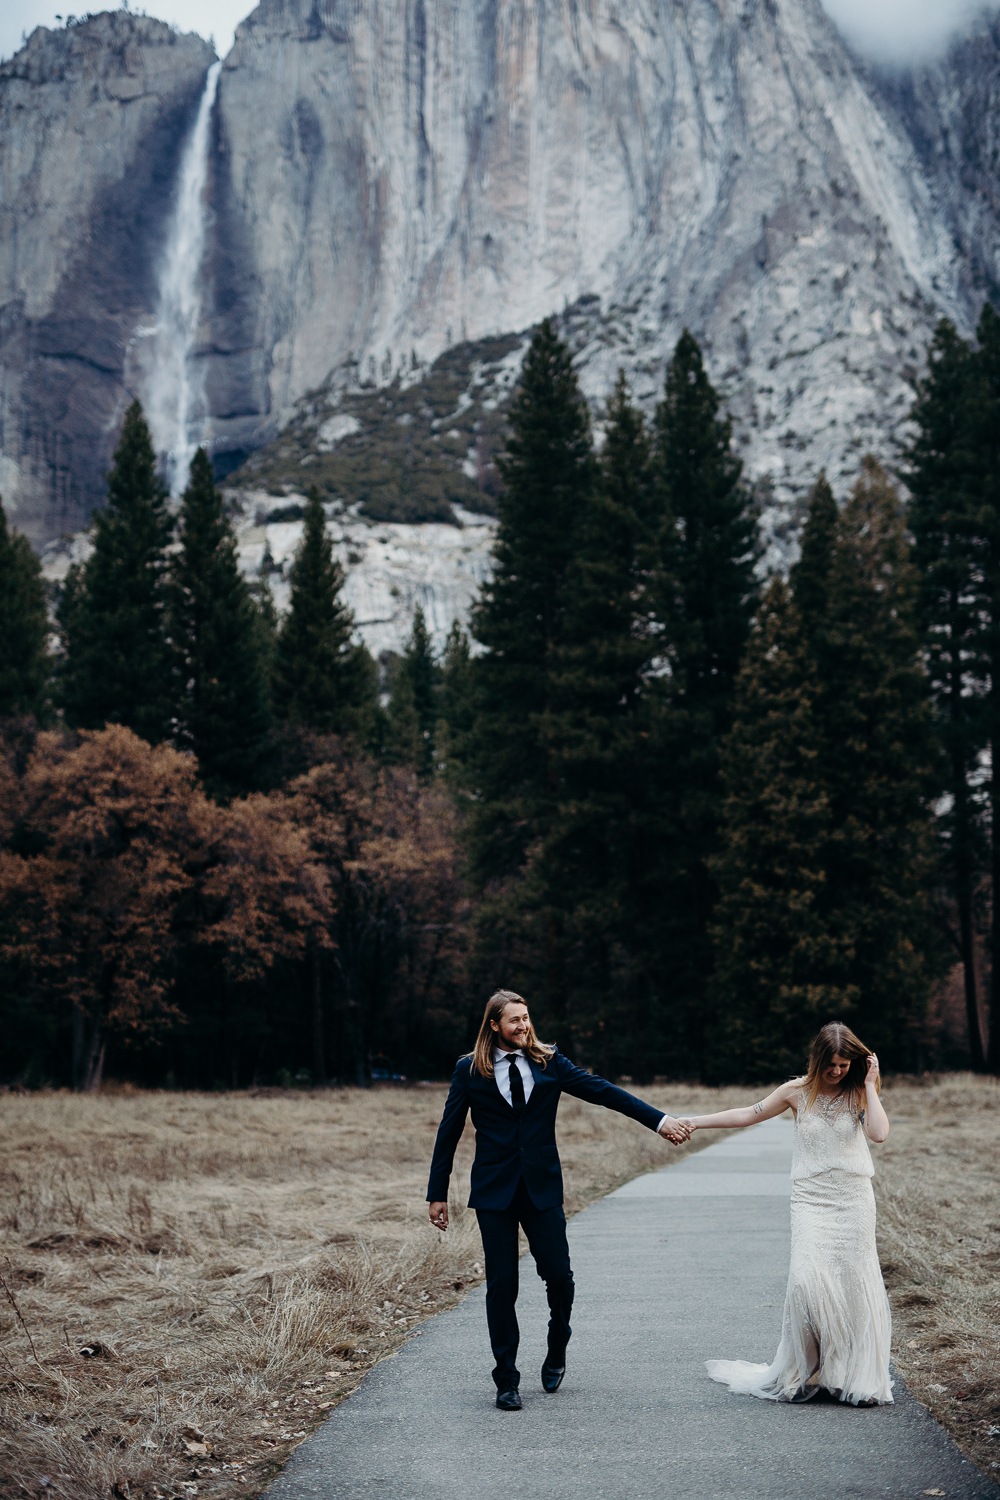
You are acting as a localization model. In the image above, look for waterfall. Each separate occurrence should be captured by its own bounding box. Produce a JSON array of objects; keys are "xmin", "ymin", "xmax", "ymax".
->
[{"xmin": 142, "ymin": 61, "xmax": 222, "ymax": 496}]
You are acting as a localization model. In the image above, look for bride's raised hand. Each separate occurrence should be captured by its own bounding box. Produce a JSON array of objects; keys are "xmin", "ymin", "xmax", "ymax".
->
[{"xmin": 865, "ymin": 1053, "xmax": 880, "ymax": 1086}]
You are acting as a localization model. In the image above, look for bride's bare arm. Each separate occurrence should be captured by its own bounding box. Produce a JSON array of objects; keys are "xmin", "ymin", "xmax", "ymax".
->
[
  {"xmin": 860, "ymin": 1054, "xmax": 889, "ymax": 1143},
  {"xmin": 678, "ymin": 1079, "xmax": 799, "ymax": 1132}
]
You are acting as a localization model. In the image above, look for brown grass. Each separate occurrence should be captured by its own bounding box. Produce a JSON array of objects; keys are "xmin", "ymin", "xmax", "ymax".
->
[
  {"xmin": 0, "ymin": 1077, "xmax": 997, "ymax": 1498},
  {"xmin": 873, "ymin": 1073, "xmax": 1000, "ymax": 1480}
]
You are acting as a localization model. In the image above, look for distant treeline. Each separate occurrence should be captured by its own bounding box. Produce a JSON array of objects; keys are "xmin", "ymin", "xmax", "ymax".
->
[{"xmin": 1, "ymin": 308, "xmax": 999, "ymax": 1086}]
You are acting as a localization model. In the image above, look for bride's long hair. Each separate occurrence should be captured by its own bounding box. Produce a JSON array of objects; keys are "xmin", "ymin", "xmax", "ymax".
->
[
  {"xmin": 799, "ymin": 1021, "xmax": 879, "ymax": 1112},
  {"xmin": 469, "ymin": 990, "xmax": 554, "ymax": 1078}
]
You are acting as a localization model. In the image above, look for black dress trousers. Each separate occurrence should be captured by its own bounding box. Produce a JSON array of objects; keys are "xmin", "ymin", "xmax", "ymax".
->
[{"xmin": 475, "ymin": 1177, "xmax": 574, "ymax": 1389}]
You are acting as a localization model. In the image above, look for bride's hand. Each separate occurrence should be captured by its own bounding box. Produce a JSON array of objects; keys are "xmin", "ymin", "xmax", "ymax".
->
[{"xmin": 865, "ymin": 1053, "xmax": 880, "ymax": 1086}]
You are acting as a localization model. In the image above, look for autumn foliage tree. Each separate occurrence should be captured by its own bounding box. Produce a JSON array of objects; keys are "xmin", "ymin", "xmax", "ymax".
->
[
  {"xmin": 0, "ymin": 726, "xmax": 202, "ymax": 1087},
  {"xmin": 0, "ymin": 722, "xmax": 469, "ymax": 1089},
  {"xmin": 283, "ymin": 754, "xmax": 469, "ymax": 1084}
]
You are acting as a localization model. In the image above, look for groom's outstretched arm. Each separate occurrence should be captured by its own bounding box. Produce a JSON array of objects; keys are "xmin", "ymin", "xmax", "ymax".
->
[
  {"xmin": 554, "ymin": 1052, "xmax": 690, "ymax": 1141},
  {"xmin": 426, "ymin": 1059, "xmax": 471, "ymax": 1229}
]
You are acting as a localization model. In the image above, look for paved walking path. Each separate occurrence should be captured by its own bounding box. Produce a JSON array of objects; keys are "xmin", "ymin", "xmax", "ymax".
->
[{"xmin": 269, "ymin": 1117, "xmax": 998, "ymax": 1500}]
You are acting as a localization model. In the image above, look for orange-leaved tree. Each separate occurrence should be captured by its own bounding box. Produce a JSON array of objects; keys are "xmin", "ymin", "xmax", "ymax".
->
[
  {"xmin": 284, "ymin": 755, "xmax": 469, "ymax": 1082},
  {"xmin": 183, "ymin": 792, "xmax": 334, "ymax": 1087},
  {"xmin": 0, "ymin": 725, "xmax": 207, "ymax": 1088}
]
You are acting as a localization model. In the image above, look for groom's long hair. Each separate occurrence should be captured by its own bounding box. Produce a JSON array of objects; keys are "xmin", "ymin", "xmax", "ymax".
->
[{"xmin": 469, "ymin": 990, "xmax": 555, "ymax": 1078}]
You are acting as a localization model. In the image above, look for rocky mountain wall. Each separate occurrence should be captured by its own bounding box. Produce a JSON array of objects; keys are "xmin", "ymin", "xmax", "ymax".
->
[
  {"xmin": 204, "ymin": 0, "xmax": 987, "ymax": 522},
  {"xmin": 872, "ymin": 13, "xmax": 1000, "ymax": 313},
  {"xmin": 0, "ymin": 15, "xmax": 216, "ymax": 543},
  {"xmin": 3, "ymin": 1, "xmax": 1000, "ymax": 553}
]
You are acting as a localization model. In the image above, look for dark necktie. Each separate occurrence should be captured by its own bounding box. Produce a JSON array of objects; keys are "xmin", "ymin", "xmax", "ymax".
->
[{"xmin": 507, "ymin": 1055, "xmax": 526, "ymax": 1110}]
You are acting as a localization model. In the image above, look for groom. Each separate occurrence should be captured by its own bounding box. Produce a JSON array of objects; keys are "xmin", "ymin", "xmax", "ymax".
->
[{"xmin": 427, "ymin": 989, "xmax": 691, "ymax": 1409}]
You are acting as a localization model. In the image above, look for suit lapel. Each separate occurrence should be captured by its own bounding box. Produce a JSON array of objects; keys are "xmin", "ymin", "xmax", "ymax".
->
[
  {"xmin": 524, "ymin": 1055, "xmax": 553, "ymax": 1111},
  {"xmin": 478, "ymin": 1056, "xmax": 515, "ymax": 1111}
]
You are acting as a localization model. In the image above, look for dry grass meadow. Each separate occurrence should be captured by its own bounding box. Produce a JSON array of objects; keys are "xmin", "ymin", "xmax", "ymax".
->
[{"xmin": 0, "ymin": 1075, "xmax": 998, "ymax": 1498}]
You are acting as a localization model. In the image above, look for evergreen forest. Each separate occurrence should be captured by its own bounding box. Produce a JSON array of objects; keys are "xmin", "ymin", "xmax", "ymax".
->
[{"xmin": 2, "ymin": 306, "xmax": 999, "ymax": 1089}]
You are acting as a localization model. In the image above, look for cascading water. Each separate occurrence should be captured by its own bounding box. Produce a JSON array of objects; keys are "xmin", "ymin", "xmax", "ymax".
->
[{"xmin": 141, "ymin": 61, "xmax": 221, "ymax": 496}]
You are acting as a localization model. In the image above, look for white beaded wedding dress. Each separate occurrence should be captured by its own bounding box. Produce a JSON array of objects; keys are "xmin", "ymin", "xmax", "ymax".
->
[{"xmin": 706, "ymin": 1088, "xmax": 893, "ymax": 1406}]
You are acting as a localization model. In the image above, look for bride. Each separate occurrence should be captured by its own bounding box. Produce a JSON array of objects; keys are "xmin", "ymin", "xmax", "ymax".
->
[{"xmin": 679, "ymin": 1022, "xmax": 893, "ymax": 1406}]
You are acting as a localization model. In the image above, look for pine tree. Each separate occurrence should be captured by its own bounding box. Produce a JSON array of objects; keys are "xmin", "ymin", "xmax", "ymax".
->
[
  {"xmin": 708, "ymin": 577, "xmax": 841, "ymax": 1080},
  {"xmin": 789, "ymin": 472, "xmax": 838, "ymax": 636},
  {"xmin": 711, "ymin": 475, "xmax": 866, "ymax": 1079},
  {"xmin": 907, "ymin": 320, "xmax": 988, "ymax": 1070},
  {"xmin": 57, "ymin": 400, "xmax": 174, "ymax": 744},
  {"xmin": 171, "ymin": 449, "xmax": 271, "ymax": 799},
  {"xmin": 466, "ymin": 319, "xmax": 596, "ymax": 885},
  {"xmin": 248, "ymin": 581, "xmax": 280, "ymax": 714},
  {"xmin": 0, "ymin": 498, "xmax": 50, "ymax": 719},
  {"xmin": 966, "ymin": 303, "xmax": 1000, "ymax": 1071},
  {"xmin": 647, "ymin": 331, "xmax": 760, "ymax": 1073},
  {"xmin": 652, "ymin": 330, "xmax": 758, "ymax": 732},
  {"xmin": 386, "ymin": 606, "xmax": 439, "ymax": 776},
  {"xmin": 816, "ymin": 458, "xmax": 941, "ymax": 1060},
  {"xmin": 536, "ymin": 374, "xmax": 663, "ymax": 1068},
  {"xmin": 273, "ymin": 487, "xmax": 371, "ymax": 736},
  {"xmin": 436, "ymin": 620, "xmax": 474, "ymax": 766},
  {"xmin": 711, "ymin": 463, "xmax": 941, "ymax": 1078}
]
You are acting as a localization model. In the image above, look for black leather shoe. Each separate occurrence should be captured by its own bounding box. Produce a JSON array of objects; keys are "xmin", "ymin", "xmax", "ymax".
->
[
  {"xmin": 496, "ymin": 1387, "xmax": 522, "ymax": 1411},
  {"xmin": 541, "ymin": 1360, "xmax": 565, "ymax": 1393}
]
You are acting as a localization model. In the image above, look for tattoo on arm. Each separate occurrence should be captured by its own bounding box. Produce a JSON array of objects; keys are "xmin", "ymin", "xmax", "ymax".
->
[
  {"xmin": 859, "ymin": 1107, "xmax": 866, "ymax": 1125},
  {"xmin": 752, "ymin": 1101, "xmax": 764, "ymax": 1116}
]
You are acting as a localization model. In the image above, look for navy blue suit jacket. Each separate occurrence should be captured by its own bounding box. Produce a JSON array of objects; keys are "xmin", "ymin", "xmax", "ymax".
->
[{"xmin": 425, "ymin": 1049, "xmax": 664, "ymax": 1211}]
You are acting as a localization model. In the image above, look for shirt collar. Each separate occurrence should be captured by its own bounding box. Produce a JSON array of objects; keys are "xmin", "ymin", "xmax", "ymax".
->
[{"xmin": 494, "ymin": 1045, "xmax": 524, "ymax": 1060}]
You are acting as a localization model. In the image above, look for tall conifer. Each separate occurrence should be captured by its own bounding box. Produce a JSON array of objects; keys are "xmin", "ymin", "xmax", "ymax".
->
[
  {"xmin": 438, "ymin": 622, "xmax": 473, "ymax": 733},
  {"xmin": 712, "ymin": 462, "xmax": 940, "ymax": 1078},
  {"xmin": 273, "ymin": 487, "xmax": 371, "ymax": 736},
  {"xmin": 538, "ymin": 374, "xmax": 662, "ymax": 1067},
  {"xmin": 817, "ymin": 459, "xmax": 940, "ymax": 1057},
  {"xmin": 0, "ymin": 499, "xmax": 50, "ymax": 719},
  {"xmin": 58, "ymin": 401, "xmax": 174, "ymax": 744},
  {"xmin": 789, "ymin": 472, "xmax": 838, "ymax": 638},
  {"xmin": 966, "ymin": 303, "xmax": 1000, "ymax": 1071},
  {"xmin": 647, "ymin": 331, "xmax": 759, "ymax": 1072},
  {"xmin": 709, "ymin": 576, "xmax": 839, "ymax": 1079},
  {"xmin": 171, "ymin": 449, "xmax": 271, "ymax": 799},
  {"xmin": 466, "ymin": 319, "xmax": 596, "ymax": 886},
  {"xmin": 907, "ymin": 320, "xmax": 988, "ymax": 1069},
  {"xmin": 386, "ymin": 607, "xmax": 439, "ymax": 776},
  {"xmin": 653, "ymin": 330, "xmax": 758, "ymax": 730}
]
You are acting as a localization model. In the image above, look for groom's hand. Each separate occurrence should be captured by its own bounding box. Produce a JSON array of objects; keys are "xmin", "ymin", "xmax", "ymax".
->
[
  {"xmin": 429, "ymin": 1201, "xmax": 449, "ymax": 1231},
  {"xmin": 658, "ymin": 1114, "xmax": 691, "ymax": 1144}
]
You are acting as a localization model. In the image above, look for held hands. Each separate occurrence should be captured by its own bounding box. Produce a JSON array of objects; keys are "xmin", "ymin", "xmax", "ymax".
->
[
  {"xmin": 428, "ymin": 1201, "xmax": 449, "ymax": 1232},
  {"xmin": 865, "ymin": 1053, "xmax": 880, "ymax": 1087},
  {"xmin": 658, "ymin": 1114, "xmax": 692, "ymax": 1145}
]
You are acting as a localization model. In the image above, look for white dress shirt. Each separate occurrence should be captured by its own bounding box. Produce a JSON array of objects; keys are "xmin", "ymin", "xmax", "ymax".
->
[
  {"xmin": 494, "ymin": 1046, "xmax": 535, "ymax": 1106},
  {"xmin": 493, "ymin": 1045, "xmax": 673, "ymax": 1134}
]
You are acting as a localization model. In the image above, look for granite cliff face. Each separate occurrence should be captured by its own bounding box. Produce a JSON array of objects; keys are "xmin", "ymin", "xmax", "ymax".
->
[
  {"xmin": 202, "ymin": 0, "xmax": 990, "ymax": 530},
  {"xmin": 872, "ymin": 13, "xmax": 1000, "ymax": 317},
  {"xmin": 3, "ymin": 0, "xmax": 1000, "ymax": 564},
  {"xmin": 0, "ymin": 14, "xmax": 216, "ymax": 543}
]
